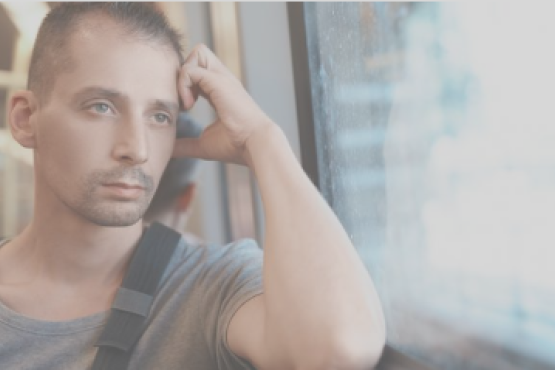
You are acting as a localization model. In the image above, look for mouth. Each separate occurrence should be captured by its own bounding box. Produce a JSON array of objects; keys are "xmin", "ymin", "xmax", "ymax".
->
[
  {"xmin": 102, "ymin": 182, "xmax": 145, "ymax": 200},
  {"xmin": 105, "ymin": 182, "xmax": 145, "ymax": 189}
]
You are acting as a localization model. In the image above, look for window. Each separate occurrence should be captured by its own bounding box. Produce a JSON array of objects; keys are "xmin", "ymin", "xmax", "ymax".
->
[{"xmin": 293, "ymin": 3, "xmax": 555, "ymax": 369}]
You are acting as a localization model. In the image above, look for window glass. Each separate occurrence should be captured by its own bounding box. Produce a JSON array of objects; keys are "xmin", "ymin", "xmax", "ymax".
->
[{"xmin": 304, "ymin": 3, "xmax": 555, "ymax": 369}]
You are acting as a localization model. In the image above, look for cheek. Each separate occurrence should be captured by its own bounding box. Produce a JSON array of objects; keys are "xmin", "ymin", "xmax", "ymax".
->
[
  {"xmin": 41, "ymin": 131, "xmax": 85, "ymax": 166},
  {"xmin": 149, "ymin": 131, "xmax": 176, "ymax": 179},
  {"xmin": 34, "ymin": 111, "xmax": 111, "ymax": 176}
]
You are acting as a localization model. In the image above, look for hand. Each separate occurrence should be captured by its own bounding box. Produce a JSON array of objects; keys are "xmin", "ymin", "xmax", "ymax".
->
[{"xmin": 173, "ymin": 44, "xmax": 275, "ymax": 166}]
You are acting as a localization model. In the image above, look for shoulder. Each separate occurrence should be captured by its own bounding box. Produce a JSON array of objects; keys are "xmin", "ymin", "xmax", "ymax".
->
[
  {"xmin": 161, "ymin": 233, "xmax": 263, "ymax": 286},
  {"xmin": 138, "ymin": 234, "xmax": 263, "ymax": 369},
  {"xmin": 153, "ymin": 233, "xmax": 263, "ymax": 322},
  {"xmin": 176, "ymin": 234, "xmax": 260, "ymax": 264}
]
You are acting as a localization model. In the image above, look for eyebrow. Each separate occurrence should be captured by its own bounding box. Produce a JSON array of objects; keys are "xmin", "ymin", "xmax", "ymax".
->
[
  {"xmin": 72, "ymin": 86, "xmax": 122, "ymax": 103},
  {"xmin": 71, "ymin": 86, "xmax": 179, "ymax": 115}
]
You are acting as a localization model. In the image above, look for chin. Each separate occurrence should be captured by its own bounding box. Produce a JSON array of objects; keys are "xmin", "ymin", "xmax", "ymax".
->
[
  {"xmin": 90, "ymin": 217, "xmax": 142, "ymax": 228},
  {"xmin": 77, "ymin": 203, "xmax": 148, "ymax": 227}
]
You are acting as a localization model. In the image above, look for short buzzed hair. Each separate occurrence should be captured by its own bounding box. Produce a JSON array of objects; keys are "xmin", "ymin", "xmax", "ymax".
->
[
  {"xmin": 144, "ymin": 112, "xmax": 203, "ymax": 220},
  {"xmin": 28, "ymin": 2, "xmax": 184, "ymax": 102}
]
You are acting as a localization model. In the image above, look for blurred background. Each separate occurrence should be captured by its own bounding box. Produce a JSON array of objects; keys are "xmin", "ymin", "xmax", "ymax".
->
[{"xmin": 1, "ymin": 3, "xmax": 555, "ymax": 370}]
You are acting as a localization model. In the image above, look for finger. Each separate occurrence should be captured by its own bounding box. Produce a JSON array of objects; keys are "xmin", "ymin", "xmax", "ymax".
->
[
  {"xmin": 179, "ymin": 65, "xmax": 222, "ymax": 109},
  {"xmin": 183, "ymin": 44, "xmax": 236, "ymax": 79},
  {"xmin": 183, "ymin": 44, "xmax": 208, "ymax": 69},
  {"xmin": 178, "ymin": 67, "xmax": 199, "ymax": 110},
  {"xmin": 178, "ymin": 65, "xmax": 218, "ymax": 110}
]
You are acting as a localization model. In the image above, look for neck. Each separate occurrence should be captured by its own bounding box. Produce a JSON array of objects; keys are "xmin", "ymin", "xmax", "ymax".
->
[{"xmin": 0, "ymin": 194, "xmax": 144, "ymax": 288}]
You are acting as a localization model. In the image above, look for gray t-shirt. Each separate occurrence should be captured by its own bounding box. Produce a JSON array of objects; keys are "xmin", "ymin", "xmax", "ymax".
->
[{"xmin": 0, "ymin": 237, "xmax": 264, "ymax": 370}]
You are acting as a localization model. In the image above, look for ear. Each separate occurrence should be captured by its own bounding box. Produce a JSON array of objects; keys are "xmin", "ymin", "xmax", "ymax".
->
[
  {"xmin": 8, "ymin": 90, "xmax": 39, "ymax": 149},
  {"xmin": 176, "ymin": 183, "xmax": 196, "ymax": 212}
]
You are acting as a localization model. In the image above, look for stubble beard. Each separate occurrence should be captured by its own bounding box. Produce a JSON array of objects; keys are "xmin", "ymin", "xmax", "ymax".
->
[{"xmin": 71, "ymin": 167, "xmax": 156, "ymax": 227}]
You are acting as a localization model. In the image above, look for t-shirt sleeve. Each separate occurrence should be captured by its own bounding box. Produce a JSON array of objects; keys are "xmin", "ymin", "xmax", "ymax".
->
[{"xmin": 200, "ymin": 238, "xmax": 264, "ymax": 370}]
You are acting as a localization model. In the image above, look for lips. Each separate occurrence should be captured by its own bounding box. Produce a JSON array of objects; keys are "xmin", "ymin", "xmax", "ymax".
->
[
  {"xmin": 105, "ymin": 182, "xmax": 144, "ymax": 190},
  {"xmin": 102, "ymin": 182, "xmax": 145, "ymax": 199}
]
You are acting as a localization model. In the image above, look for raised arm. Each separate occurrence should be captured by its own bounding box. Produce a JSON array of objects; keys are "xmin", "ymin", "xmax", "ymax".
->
[{"xmin": 174, "ymin": 44, "xmax": 385, "ymax": 370}]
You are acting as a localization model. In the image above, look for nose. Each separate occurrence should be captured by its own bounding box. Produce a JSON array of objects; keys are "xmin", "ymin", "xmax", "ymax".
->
[{"xmin": 112, "ymin": 117, "xmax": 148, "ymax": 165}]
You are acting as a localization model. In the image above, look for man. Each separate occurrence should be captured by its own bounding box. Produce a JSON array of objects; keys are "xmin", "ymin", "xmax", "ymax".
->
[
  {"xmin": 0, "ymin": 3, "xmax": 385, "ymax": 370},
  {"xmin": 143, "ymin": 111, "xmax": 202, "ymax": 237}
]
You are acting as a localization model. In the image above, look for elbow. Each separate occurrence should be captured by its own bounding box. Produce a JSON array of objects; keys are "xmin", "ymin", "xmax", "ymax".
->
[
  {"xmin": 325, "ymin": 306, "xmax": 387, "ymax": 369},
  {"xmin": 302, "ymin": 329, "xmax": 386, "ymax": 370},
  {"xmin": 331, "ymin": 330, "xmax": 386, "ymax": 370}
]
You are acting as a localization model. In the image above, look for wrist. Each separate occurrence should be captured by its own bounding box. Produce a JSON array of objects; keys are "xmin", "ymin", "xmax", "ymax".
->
[{"xmin": 244, "ymin": 122, "xmax": 289, "ymax": 169}]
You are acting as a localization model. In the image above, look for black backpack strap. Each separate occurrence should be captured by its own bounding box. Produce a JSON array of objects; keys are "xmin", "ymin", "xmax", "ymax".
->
[{"xmin": 91, "ymin": 222, "xmax": 183, "ymax": 370}]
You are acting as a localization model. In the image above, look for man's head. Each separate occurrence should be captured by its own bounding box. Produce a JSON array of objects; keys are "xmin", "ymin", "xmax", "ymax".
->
[
  {"xmin": 28, "ymin": 2, "xmax": 184, "ymax": 104},
  {"xmin": 8, "ymin": 2, "xmax": 187, "ymax": 228},
  {"xmin": 143, "ymin": 113, "xmax": 203, "ymax": 229}
]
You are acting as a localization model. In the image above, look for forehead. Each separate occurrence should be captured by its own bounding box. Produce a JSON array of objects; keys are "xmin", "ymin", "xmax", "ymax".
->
[{"xmin": 52, "ymin": 16, "xmax": 180, "ymax": 103}]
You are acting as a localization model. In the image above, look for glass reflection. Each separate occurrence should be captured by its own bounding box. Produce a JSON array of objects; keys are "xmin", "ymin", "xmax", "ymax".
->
[{"xmin": 305, "ymin": 2, "xmax": 555, "ymax": 369}]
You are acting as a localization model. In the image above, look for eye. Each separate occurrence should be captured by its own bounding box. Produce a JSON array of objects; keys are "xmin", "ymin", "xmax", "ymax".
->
[
  {"xmin": 153, "ymin": 113, "xmax": 171, "ymax": 124},
  {"xmin": 90, "ymin": 103, "xmax": 112, "ymax": 114}
]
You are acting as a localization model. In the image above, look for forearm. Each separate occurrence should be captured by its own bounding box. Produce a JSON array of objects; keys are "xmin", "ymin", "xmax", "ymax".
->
[
  {"xmin": 176, "ymin": 44, "xmax": 384, "ymax": 368},
  {"xmin": 246, "ymin": 124, "xmax": 386, "ymax": 368}
]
